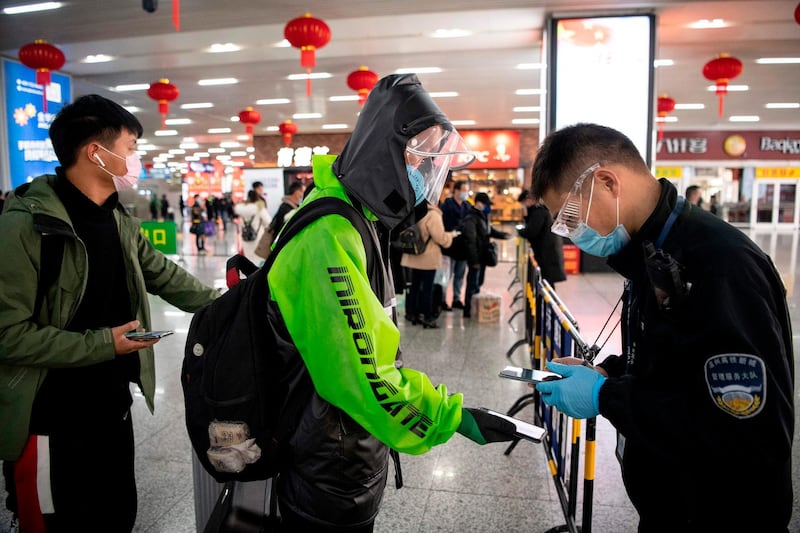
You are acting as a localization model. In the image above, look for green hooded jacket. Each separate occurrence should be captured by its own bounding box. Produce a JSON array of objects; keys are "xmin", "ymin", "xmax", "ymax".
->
[
  {"xmin": 0, "ymin": 174, "xmax": 218, "ymax": 460},
  {"xmin": 268, "ymin": 155, "xmax": 463, "ymax": 455}
]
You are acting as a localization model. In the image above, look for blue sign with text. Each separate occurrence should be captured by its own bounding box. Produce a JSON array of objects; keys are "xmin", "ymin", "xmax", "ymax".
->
[{"xmin": 4, "ymin": 59, "xmax": 72, "ymax": 189}]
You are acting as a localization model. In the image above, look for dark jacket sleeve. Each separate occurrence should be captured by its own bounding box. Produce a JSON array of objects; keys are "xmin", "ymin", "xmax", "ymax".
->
[{"xmin": 598, "ymin": 248, "xmax": 794, "ymax": 472}]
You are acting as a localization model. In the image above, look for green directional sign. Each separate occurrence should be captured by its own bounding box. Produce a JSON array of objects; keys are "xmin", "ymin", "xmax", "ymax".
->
[{"xmin": 140, "ymin": 221, "xmax": 178, "ymax": 254}]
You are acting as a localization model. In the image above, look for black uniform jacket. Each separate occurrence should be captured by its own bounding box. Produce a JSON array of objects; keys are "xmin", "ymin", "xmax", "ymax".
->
[{"xmin": 599, "ymin": 179, "xmax": 794, "ymax": 531}]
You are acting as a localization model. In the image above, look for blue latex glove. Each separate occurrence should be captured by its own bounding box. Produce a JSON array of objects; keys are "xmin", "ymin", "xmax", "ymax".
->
[{"xmin": 535, "ymin": 361, "xmax": 606, "ymax": 419}]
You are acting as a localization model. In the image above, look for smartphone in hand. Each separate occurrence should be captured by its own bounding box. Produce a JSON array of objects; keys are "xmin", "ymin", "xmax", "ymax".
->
[
  {"xmin": 124, "ymin": 330, "xmax": 174, "ymax": 341},
  {"xmin": 498, "ymin": 365, "xmax": 562, "ymax": 383}
]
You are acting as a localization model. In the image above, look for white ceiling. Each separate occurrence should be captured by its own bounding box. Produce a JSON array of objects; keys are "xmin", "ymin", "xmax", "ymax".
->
[{"xmin": 1, "ymin": 0, "xmax": 798, "ymax": 164}]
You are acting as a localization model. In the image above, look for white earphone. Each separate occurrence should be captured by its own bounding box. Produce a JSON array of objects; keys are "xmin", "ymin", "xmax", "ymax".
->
[{"xmin": 93, "ymin": 153, "xmax": 106, "ymax": 167}]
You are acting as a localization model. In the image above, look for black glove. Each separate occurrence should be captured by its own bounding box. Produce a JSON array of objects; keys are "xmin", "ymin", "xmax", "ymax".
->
[{"xmin": 456, "ymin": 407, "xmax": 517, "ymax": 445}]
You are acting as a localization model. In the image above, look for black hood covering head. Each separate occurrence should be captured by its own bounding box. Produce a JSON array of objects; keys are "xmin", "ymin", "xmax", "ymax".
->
[{"xmin": 332, "ymin": 73, "xmax": 453, "ymax": 230}]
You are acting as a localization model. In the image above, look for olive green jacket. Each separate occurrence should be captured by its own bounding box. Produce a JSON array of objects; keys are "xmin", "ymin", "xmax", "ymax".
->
[{"xmin": 0, "ymin": 174, "xmax": 218, "ymax": 460}]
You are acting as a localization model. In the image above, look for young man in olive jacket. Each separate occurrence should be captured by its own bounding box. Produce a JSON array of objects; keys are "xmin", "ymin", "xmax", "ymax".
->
[{"xmin": 0, "ymin": 95, "xmax": 219, "ymax": 532}]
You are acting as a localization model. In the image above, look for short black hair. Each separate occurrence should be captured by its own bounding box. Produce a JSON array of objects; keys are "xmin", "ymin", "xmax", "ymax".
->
[
  {"xmin": 453, "ymin": 180, "xmax": 466, "ymax": 191},
  {"xmin": 252, "ymin": 181, "xmax": 263, "ymax": 189},
  {"xmin": 685, "ymin": 185, "xmax": 700, "ymax": 196},
  {"xmin": 531, "ymin": 123, "xmax": 649, "ymax": 201},
  {"xmin": 287, "ymin": 181, "xmax": 304, "ymax": 195},
  {"xmin": 49, "ymin": 94, "xmax": 143, "ymax": 169}
]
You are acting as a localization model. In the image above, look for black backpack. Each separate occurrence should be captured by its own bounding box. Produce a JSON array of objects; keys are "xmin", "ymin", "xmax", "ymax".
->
[
  {"xmin": 182, "ymin": 197, "xmax": 375, "ymax": 482},
  {"xmin": 241, "ymin": 216, "xmax": 259, "ymax": 242},
  {"xmin": 391, "ymin": 223, "xmax": 430, "ymax": 255}
]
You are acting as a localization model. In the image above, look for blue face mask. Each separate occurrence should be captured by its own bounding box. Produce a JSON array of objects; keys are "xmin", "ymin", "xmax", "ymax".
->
[
  {"xmin": 459, "ymin": 191, "xmax": 469, "ymax": 201},
  {"xmin": 482, "ymin": 205, "xmax": 491, "ymax": 215},
  {"xmin": 570, "ymin": 222, "xmax": 631, "ymax": 257},
  {"xmin": 570, "ymin": 193, "xmax": 631, "ymax": 256},
  {"xmin": 406, "ymin": 164, "xmax": 426, "ymax": 206}
]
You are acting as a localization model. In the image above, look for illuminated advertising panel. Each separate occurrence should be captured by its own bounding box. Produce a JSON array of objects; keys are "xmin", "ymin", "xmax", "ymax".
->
[
  {"xmin": 3, "ymin": 59, "xmax": 72, "ymax": 188},
  {"xmin": 547, "ymin": 14, "xmax": 655, "ymax": 165}
]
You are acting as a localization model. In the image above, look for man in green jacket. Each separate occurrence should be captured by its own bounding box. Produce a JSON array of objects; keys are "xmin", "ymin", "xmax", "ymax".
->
[
  {"xmin": 0, "ymin": 95, "xmax": 218, "ymax": 531},
  {"xmin": 268, "ymin": 74, "xmax": 521, "ymax": 531}
]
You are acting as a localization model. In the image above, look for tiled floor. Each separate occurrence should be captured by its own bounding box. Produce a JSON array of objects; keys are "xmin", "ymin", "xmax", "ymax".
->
[{"xmin": 1, "ymin": 223, "xmax": 799, "ymax": 532}]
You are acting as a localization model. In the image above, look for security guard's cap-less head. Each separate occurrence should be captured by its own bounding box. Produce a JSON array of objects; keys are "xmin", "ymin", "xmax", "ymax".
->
[{"xmin": 332, "ymin": 74, "xmax": 474, "ymax": 229}]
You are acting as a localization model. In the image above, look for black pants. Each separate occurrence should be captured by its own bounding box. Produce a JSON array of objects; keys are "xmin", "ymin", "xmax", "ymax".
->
[
  {"xmin": 406, "ymin": 268, "xmax": 436, "ymax": 321},
  {"xmin": 464, "ymin": 265, "xmax": 486, "ymax": 317},
  {"xmin": 10, "ymin": 409, "xmax": 137, "ymax": 532}
]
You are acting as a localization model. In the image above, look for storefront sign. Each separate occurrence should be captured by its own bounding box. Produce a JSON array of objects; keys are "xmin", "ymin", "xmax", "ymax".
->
[
  {"xmin": 755, "ymin": 167, "xmax": 800, "ymax": 179},
  {"xmin": 3, "ymin": 59, "xmax": 72, "ymax": 188},
  {"xmin": 460, "ymin": 130, "xmax": 520, "ymax": 169},
  {"xmin": 276, "ymin": 146, "xmax": 330, "ymax": 167},
  {"xmin": 655, "ymin": 166, "xmax": 683, "ymax": 178},
  {"xmin": 656, "ymin": 130, "xmax": 800, "ymax": 161}
]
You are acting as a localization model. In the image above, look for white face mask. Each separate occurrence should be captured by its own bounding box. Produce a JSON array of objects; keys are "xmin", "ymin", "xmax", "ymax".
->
[{"xmin": 95, "ymin": 145, "xmax": 142, "ymax": 190}]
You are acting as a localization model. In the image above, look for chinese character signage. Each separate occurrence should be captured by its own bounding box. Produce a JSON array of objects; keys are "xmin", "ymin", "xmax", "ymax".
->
[
  {"xmin": 460, "ymin": 130, "xmax": 520, "ymax": 169},
  {"xmin": 3, "ymin": 59, "xmax": 72, "ymax": 189},
  {"xmin": 656, "ymin": 130, "xmax": 800, "ymax": 161},
  {"xmin": 140, "ymin": 221, "xmax": 178, "ymax": 254}
]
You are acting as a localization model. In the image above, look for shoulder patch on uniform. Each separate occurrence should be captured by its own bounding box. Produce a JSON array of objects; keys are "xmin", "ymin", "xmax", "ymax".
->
[{"xmin": 704, "ymin": 354, "xmax": 766, "ymax": 419}]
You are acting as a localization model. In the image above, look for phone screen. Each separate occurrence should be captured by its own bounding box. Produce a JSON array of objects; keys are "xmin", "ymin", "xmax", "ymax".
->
[
  {"xmin": 498, "ymin": 365, "xmax": 562, "ymax": 383},
  {"xmin": 125, "ymin": 330, "xmax": 174, "ymax": 340}
]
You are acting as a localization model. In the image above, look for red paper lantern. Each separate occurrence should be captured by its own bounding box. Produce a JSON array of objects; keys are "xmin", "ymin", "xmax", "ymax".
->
[
  {"xmin": 278, "ymin": 120, "xmax": 298, "ymax": 147},
  {"xmin": 795, "ymin": 2, "xmax": 800, "ymax": 25},
  {"xmin": 347, "ymin": 67, "xmax": 379, "ymax": 106},
  {"xmin": 702, "ymin": 54, "xmax": 743, "ymax": 117},
  {"xmin": 284, "ymin": 13, "xmax": 331, "ymax": 97},
  {"xmin": 18, "ymin": 40, "xmax": 65, "ymax": 113},
  {"xmin": 147, "ymin": 79, "xmax": 180, "ymax": 129},
  {"xmin": 656, "ymin": 94, "xmax": 676, "ymax": 141},
  {"xmin": 238, "ymin": 107, "xmax": 261, "ymax": 146}
]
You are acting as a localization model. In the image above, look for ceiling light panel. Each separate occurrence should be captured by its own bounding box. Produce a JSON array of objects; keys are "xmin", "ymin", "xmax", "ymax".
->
[
  {"xmin": 3, "ymin": 2, "xmax": 62, "ymax": 14},
  {"xmin": 180, "ymin": 102, "xmax": 214, "ymax": 109},
  {"xmin": 114, "ymin": 83, "xmax": 150, "ymax": 91},
  {"xmin": 256, "ymin": 98, "xmax": 290, "ymax": 105},
  {"xmin": 198, "ymin": 78, "xmax": 238, "ymax": 86}
]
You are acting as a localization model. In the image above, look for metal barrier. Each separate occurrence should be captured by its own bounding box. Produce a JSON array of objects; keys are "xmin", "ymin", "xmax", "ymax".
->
[{"xmin": 505, "ymin": 250, "xmax": 597, "ymax": 533}]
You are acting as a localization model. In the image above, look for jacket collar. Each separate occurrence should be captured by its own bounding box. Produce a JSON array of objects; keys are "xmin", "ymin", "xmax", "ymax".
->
[{"xmin": 606, "ymin": 179, "xmax": 678, "ymax": 280}]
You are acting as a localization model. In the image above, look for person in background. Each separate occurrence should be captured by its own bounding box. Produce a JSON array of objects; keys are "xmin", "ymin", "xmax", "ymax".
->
[
  {"xmin": 532, "ymin": 123, "xmax": 794, "ymax": 532},
  {"xmin": 0, "ymin": 190, "xmax": 5, "ymax": 214},
  {"xmin": 401, "ymin": 200, "xmax": 456, "ymax": 328},
  {"xmin": 267, "ymin": 74, "xmax": 519, "ymax": 531},
  {"xmin": 217, "ymin": 195, "xmax": 230, "ymax": 230},
  {"xmin": 148, "ymin": 193, "xmax": 160, "ymax": 220},
  {"xmin": 251, "ymin": 181, "xmax": 267, "ymax": 211},
  {"xmin": 270, "ymin": 181, "xmax": 305, "ymax": 234},
  {"xmin": 685, "ymin": 184, "xmax": 703, "ymax": 207},
  {"xmin": 709, "ymin": 193, "xmax": 720, "ymax": 216},
  {"xmin": 190, "ymin": 195, "xmax": 207, "ymax": 253},
  {"xmin": 0, "ymin": 94, "xmax": 218, "ymax": 532},
  {"xmin": 460, "ymin": 192, "xmax": 511, "ymax": 318},
  {"xmin": 517, "ymin": 189, "xmax": 566, "ymax": 286},
  {"xmin": 439, "ymin": 180, "xmax": 471, "ymax": 310},
  {"xmin": 159, "ymin": 193, "xmax": 169, "ymax": 220},
  {"xmin": 234, "ymin": 189, "xmax": 272, "ymax": 266}
]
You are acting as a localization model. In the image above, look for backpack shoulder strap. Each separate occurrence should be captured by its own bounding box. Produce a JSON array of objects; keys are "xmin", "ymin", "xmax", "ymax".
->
[
  {"xmin": 264, "ymin": 196, "xmax": 375, "ymax": 274},
  {"xmin": 33, "ymin": 234, "xmax": 64, "ymax": 320}
]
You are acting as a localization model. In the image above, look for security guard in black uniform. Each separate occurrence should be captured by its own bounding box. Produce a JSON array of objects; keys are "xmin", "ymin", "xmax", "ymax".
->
[{"xmin": 532, "ymin": 123, "xmax": 794, "ymax": 532}]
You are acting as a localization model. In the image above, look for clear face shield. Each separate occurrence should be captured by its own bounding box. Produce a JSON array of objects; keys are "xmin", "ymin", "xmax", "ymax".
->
[
  {"xmin": 405, "ymin": 125, "xmax": 476, "ymax": 205},
  {"xmin": 550, "ymin": 162, "xmax": 601, "ymax": 238}
]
